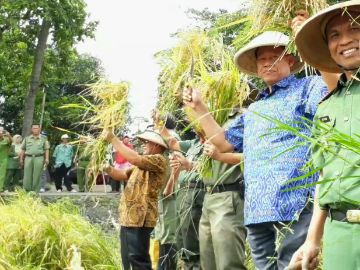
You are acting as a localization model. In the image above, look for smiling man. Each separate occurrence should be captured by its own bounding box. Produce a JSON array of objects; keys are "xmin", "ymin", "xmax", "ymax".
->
[
  {"xmin": 288, "ymin": 1, "xmax": 360, "ymax": 269},
  {"xmin": 183, "ymin": 30, "xmax": 340, "ymax": 269}
]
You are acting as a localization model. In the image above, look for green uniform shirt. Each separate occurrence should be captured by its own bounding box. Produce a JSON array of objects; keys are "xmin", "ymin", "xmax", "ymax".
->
[
  {"xmin": 77, "ymin": 144, "xmax": 91, "ymax": 168},
  {"xmin": 204, "ymin": 160, "xmax": 242, "ymax": 185},
  {"xmin": 21, "ymin": 135, "xmax": 50, "ymax": 156},
  {"xmin": 177, "ymin": 139, "xmax": 203, "ymax": 186},
  {"xmin": 7, "ymin": 144, "xmax": 21, "ymax": 169},
  {"xmin": 313, "ymin": 74, "xmax": 360, "ymax": 209},
  {"xmin": 0, "ymin": 137, "xmax": 11, "ymax": 161}
]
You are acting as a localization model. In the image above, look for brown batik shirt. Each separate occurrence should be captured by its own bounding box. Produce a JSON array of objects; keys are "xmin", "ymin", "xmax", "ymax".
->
[{"xmin": 119, "ymin": 154, "xmax": 169, "ymax": 228}]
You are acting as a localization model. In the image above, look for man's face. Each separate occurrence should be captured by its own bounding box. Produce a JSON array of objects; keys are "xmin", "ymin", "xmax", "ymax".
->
[
  {"xmin": 62, "ymin": 138, "xmax": 69, "ymax": 144},
  {"xmin": 256, "ymin": 46, "xmax": 295, "ymax": 86},
  {"xmin": 326, "ymin": 12, "xmax": 360, "ymax": 71},
  {"xmin": 31, "ymin": 125, "xmax": 40, "ymax": 136},
  {"xmin": 142, "ymin": 140, "xmax": 160, "ymax": 155},
  {"xmin": 123, "ymin": 137, "xmax": 129, "ymax": 144}
]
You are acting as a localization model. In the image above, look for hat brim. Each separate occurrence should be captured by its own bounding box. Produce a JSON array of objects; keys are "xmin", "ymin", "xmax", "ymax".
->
[
  {"xmin": 295, "ymin": 1, "xmax": 360, "ymax": 73},
  {"xmin": 136, "ymin": 131, "xmax": 168, "ymax": 149},
  {"xmin": 234, "ymin": 42, "xmax": 304, "ymax": 76}
]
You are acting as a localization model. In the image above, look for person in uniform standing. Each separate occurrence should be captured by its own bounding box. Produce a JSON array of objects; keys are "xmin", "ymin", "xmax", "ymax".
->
[
  {"xmin": 20, "ymin": 124, "xmax": 50, "ymax": 193},
  {"xmin": 4, "ymin": 134, "xmax": 23, "ymax": 192},
  {"xmin": 288, "ymin": 2, "xmax": 360, "ymax": 269},
  {"xmin": 0, "ymin": 127, "xmax": 12, "ymax": 192}
]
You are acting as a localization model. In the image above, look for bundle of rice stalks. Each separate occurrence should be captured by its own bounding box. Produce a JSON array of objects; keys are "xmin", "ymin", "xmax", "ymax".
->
[
  {"xmin": 192, "ymin": 45, "xmax": 250, "ymax": 178},
  {"xmin": 60, "ymin": 81, "xmax": 130, "ymax": 188},
  {"xmin": 246, "ymin": 0, "xmax": 328, "ymax": 54},
  {"xmin": 0, "ymin": 192, "xmax": 121, "ymax": 269},
  {"xmin": 156, "ymin": 31, "xmax": 208, "ymax": 119}
]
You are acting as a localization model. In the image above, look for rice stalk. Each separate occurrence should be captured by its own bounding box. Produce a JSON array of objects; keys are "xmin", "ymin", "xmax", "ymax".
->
[
  {"xmin": 0, "ymin": 191, "xmax": 121, "ymax": 269},
  {"xmin": 60, "ymin": 81, "xmax": 130, "ymax": 189}
]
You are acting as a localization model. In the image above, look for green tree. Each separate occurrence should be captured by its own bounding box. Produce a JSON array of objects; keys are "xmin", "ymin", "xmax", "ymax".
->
[{"xmin": 0, "ymin": 0, "xmax": 97, "ymax": 136}]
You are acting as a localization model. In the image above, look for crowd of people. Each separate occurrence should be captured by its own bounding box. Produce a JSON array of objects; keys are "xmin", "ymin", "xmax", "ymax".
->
[
  {"xmin": 0, "ymin": 1, "xmax": 359, "ymax": 270},
  {"xmin": 0, "ymin": 124, "xmax": 133, "ymax": 194},
  {"xmin": 101, "ymin": 2, "xmax": 360, "ymax": 270}
]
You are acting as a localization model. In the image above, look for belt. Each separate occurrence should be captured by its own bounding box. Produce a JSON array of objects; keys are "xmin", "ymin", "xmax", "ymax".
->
[
  {"xmin": 205, "ymin": 181, "xmax": 243, "ymax": 194},
  {"xmin": 328, "ymin": 208, "xmax": 360, "ymax": 223},
  {"xmin": 25, "ymin": 154, "xmax": 44, "ymax": 157},
  {"xmin": 181, "ymin": 181, "xmax": 204, "ymax": 189}
]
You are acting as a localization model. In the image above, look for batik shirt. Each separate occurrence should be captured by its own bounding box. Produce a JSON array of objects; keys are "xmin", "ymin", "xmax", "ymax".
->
[
  {"xmin": 119, "ymin": 154, "xmax": 169, "ymax": 227},
  {"xmin": 225, "ymin": 75, "xmax": 327, "ymax": 225}
]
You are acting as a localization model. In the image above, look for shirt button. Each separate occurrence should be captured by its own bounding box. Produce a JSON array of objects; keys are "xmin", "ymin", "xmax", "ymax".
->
[
  {"xmin": 344, "ymin": 117, "xmax": 349, "ymax": 122},
  {"xmin": 346, "ymin": 91, "xmax": 351, "ymax": 95}
]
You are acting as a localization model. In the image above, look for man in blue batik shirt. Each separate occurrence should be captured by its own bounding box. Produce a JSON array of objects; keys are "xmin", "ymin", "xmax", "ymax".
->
[{"xmin": 183, "ymin": 31, "xmax": 339, "ymax": 270}]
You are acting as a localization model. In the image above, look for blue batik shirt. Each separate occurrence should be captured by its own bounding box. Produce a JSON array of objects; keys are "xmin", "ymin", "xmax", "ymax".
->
[{"xmin": 225, "ymin": 75, "xmax": 328, "ymax": 225}]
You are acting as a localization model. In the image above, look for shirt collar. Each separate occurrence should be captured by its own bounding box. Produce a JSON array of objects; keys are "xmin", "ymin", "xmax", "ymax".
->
[{"xmin": 257, "ymin": 75, "xmax": 295, "ymax": 100}]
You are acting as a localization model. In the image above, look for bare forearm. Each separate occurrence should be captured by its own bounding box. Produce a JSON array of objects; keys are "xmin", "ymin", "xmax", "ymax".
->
[
  {"xmin": 193, "ymin": 109, "xmax": 233, "ymax": 152},
  {"xmin": 164, "ymin": 169, "xmax": 180, "ymax": 195},
  {"xmin": 110, "ymin": 137, "xmax": 141, "ymax": 165},
  {"xmin": 158, "ymin": 127, "xmax": 180, "ymax": 151},
  {"xmin": 107, "ymin": 167, "xmax": 129, "ymax": 181},
  {"xmin": 45, "ymin": 150, "xmax": 49, "ymax": 160},
  {"xmin": 306, "ymin": 188, "xmax": 327, "ymax": 244},
  {"xmin": 212, "ymin": 152, "xmax": 243, "ymax": 165}
]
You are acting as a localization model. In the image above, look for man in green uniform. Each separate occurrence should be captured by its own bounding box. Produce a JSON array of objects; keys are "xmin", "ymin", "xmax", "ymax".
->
[
  {"xmin": 199, "ymin": 120, "xmax": 247, "ymax": 270},
  {"xmin": 20, "ymin": 124, "xmax": 50, "ymax": 193},
  {"xmin": 168, "ymin": 135, "xmax": 205, "ymax": 270},
  {"xmin": 5, "ymin": 135, "xmax": 23, "ymax": 191},
  {"xmin": 288, "ymin": 2, "xmax": 360, "ymax": 269},
  {"xmin": 0, "ymin": 127, "xmax": 12, "ymax": 192},
  {"xmin": 75, "ymin": 138, "xmax": 91, "ymax": 192}
]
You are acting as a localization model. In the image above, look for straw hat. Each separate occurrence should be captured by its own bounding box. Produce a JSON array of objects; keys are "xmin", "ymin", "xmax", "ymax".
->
[
  {"xmin": 295, "ymin": 1, "xmax": 360, "ymax": 73},
  {"xmin": 136, "ymin": 130, "xmax": 168, "ymax": 149},
  {"xmin": 234, "ymin": 31, "xmax": 304, "ymax": 76},
  {"xmin": 61, "ymin": 134, "xmax": 70, "ymax": 140}
]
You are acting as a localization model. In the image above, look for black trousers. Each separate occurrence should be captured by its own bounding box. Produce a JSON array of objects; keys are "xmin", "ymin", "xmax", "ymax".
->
[
  {"xmin": 158, "ymin": 243, "xmax": 177, "ymax": 270},
  {"xmin": 120, "ymin": 226, "xmax": 153, "ymax": 270},
  {"xmin": 54, "ymin": 164, "xmax": 72, "ymax": 191}
]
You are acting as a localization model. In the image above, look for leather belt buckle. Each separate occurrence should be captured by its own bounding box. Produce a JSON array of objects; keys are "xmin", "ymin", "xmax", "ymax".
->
[{"xmin": 347, "ymin": 210, "xmax": 360, "ymax": 223}]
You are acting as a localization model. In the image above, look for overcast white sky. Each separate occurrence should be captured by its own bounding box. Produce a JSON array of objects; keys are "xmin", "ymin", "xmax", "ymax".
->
[{"xmin": 77, "ymin": 0, "xmax": 243, "ymax": 131}]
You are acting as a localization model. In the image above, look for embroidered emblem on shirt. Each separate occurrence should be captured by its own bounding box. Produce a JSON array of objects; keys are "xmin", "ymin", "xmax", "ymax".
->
[{"xmin": 319, "ymin": 116, "xmax": 331, "ymax": 123}]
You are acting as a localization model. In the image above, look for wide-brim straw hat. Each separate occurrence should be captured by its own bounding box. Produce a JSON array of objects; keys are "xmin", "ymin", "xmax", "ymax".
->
[
  {"xmin": 295, "ymin": 1, "xmax": 360, "ymax": 73},
  {"xmin": 234, "ymin": 31, "xmax": 304, "ymax": 76},
  {"xmin": 136, "ymin": 130, "xmax": 168, "ymax": 149}
]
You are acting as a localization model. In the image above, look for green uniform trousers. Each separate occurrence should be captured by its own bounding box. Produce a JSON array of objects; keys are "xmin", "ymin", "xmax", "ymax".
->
[
  {"xmin": 4, "ymin": 168, "xmax": 22, "ymax": 191},
  {"xmin": 0, "ymin": 157, "xmax": 8, "ymax": 191},
  {"xmin": 323, "ymin": 217, "xmax": 360, "ymax": 270},
  {"xmin": 76, "ymin": 167, "xmax": 88, "ymax": 192},
  {"xmin": 199, "ymin": 191, "xmax": 247, "ymax": 270},
  {"xmin": 23, "ymin": 156, "xmax": 44, "ymax": 192},
  {"xmin": 176, "ymin": 187, "xmax": 205, "ymax": 270}
]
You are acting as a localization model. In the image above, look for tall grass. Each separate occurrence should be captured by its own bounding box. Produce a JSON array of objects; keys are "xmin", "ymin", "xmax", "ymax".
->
[{"xmin": 0, "ymin": 192, "xmax": 121, "ymax": 269}]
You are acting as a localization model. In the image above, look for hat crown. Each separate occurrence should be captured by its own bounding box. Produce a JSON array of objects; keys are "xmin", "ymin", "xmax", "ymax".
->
[{"xmin": 249, "ymin": 31, "xmax": 290, "ymax": 48}]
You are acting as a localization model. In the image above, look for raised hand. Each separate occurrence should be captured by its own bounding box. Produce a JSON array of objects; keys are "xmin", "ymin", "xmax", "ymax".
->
[
  {"xmin": 182, "ymin": 86, "xmax": 207, "ymax": 113},
  {"xmin": 291, "ymin": 10, "xmax": 310, "ymax": 36}
]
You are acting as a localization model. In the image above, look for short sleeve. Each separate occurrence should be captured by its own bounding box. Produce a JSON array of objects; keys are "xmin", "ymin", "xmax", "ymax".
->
[
  {"xmin": 137, "ymin": 154, "xmax": 167, "ymax": 172},
  {"xmin": 21, "ymin": 139, "xmax": 26, "ymax": 151},
  {"xmin": 311, "ymin": 116, "xmax": 325, "ymax": 170},
  {"xmin": 225, "ymin": 114, "xmax": 245, "ymax": 153},
  {"xmin": 304, "ymin": 76, "xmax": 328, "ymax": 116},
  {"xmin": 179, "ymin": 140, "xmax": 193, "ymax": 153},
  {"xmin": 44, "ymin": 140, "xmax": 50, "ymax": 150}
]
